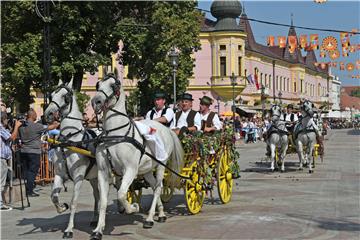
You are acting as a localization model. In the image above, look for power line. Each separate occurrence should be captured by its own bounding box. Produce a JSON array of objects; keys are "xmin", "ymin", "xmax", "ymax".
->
[{"xmin": 196, "ymin": 8, "xmax": 360, "ymax": 35}]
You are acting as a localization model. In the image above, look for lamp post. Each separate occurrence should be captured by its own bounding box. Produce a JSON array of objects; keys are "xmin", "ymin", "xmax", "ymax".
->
[
  {"xmin": 278, "ymin": 91, "xmax": 282, "ymax": 105},
  {"xmin": 217, "ymin": 96, "xmax": 221, "ymax": 115},
  {"xmin": 230, "ymin": 72, "xmax": 237, "ymax": 130},
  {"xmin": 261, "ymin": 84, "xmax": 266, "ymax": 119},
  {"xmin": 169, "ymin": 47, "xmax": 179, "ymax": 109}
]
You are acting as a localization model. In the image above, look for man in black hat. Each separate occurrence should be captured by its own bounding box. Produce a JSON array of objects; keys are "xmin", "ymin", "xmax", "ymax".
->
[
  {"xmin": 171, "ymin": 93, "xmax": 201, "ymax": 135},
  {"xmin": 199, "ymin": 96, "xmax": 222, "ymax": 133},
  {"xmin": 145, "ymin": 92, "xmax": 174, "ymax": 126},
  {"xmin": 283, "ymin": 104, "xmax": 298, "ymax": 132}
]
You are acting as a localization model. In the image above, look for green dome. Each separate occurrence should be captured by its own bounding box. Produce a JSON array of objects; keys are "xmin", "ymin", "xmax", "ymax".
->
[
  {"xmin": 210, "ymin": 0, "xmax": 242, "ymax": 31},
  {"xmin": 211, "ymin": 0, "xmax": 242, "ymax": 19}
]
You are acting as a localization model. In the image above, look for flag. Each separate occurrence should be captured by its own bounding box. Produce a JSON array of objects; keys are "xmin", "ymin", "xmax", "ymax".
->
[
  {"xmin": 310, "ymin": 34, "xmax": 319, "ymax": 50},
  {"xmin": 254, "ymin": 73, "xmax": 260, "ymax": 90},
  {"xmin": 267, "ymin": 36, "xmax": 275, "ymax": 46},
  {"xmin": 278, "ymin": 36, "xmax": 286, "ymax": 48},
  {"xmin": 247, "ymin": 74, "xmax": 255, "ymax": 85},
  {"xmin": 299, "ymin": 35, "xmax": 308, "ymax": 49},
  {"xmin": 346, "ymin": 63, "xmax": 355, "ymax": 71},
  {"xmin": 320, "ymin": 47, "xmax": 326, "ymax": 58},
  {"xmin": 288, "ymin": 36, "xmax": 297, "ymax": 53},
  {"xmin": 339, "ymin": 62, "xmax": 345, "ymax": 70},
  {"xmin": 356, "ymin": 60, "xmax": 360, "ymax": 70}
]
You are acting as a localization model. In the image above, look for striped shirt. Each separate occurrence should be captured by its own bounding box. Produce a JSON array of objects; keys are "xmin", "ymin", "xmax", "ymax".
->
[{"xmin": 0, "ymin": 124, "xmax": 12, "ymax": 160}]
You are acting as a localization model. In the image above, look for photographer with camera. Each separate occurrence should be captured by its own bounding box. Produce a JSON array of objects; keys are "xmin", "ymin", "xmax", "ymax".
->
[
  {"xmin": 19, "ymin": 108, "xmax": 59, "ymax": 197},
  {"xmin": 0, "ymin": 111, "xmax": 22, "ymax": 211}
]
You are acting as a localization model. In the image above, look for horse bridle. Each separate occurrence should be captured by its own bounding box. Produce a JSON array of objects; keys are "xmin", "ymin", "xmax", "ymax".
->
[
  {"xmin": 271, "ymin": 105, "xmax": 282, "ymax": 119},
  {"xmin": 96, "ymin": 75, "xmax": 121, "ymax": 108},
  {"xmin": 301, "ymin": 100, "xmax": 313, "ymax": 118},
  {"xmin": 49, "ymin": 85, "xmax": 75, "ymax": 119}
]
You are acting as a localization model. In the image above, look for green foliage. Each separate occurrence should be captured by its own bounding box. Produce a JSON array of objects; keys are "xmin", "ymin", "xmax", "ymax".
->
[
  {"xmin": 113, "ymin": 1, "xmax": 201, "ymax": 115},
  {"xmin": 75, "ymin": 91, "xmax": 90, "ymax": 113},
  {"xmin": 1, "ymin": 1, "xmax": 201, "ymax": 115},
  {"xmin": 350, "ymin": 88, "xmax": 360, "ymax": 98}
]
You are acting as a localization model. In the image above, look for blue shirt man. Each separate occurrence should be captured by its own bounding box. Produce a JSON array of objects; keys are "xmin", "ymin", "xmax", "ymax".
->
[{"xmin": 0, "ymin": 112, "xmax": 22, "ymax": 210}]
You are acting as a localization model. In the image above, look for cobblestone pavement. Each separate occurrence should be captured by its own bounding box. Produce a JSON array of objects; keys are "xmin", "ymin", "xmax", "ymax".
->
[{"xmin": 1, "ymin": 129, "xmax": 359, "ymax": 239}]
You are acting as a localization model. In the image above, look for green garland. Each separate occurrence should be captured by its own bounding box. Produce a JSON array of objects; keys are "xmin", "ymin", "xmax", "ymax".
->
[{"xmin": 180, "ymin": 125, "xmax": 241, "ymax": 184}]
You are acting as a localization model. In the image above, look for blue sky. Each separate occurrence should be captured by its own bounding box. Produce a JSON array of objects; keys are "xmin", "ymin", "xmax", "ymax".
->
[{"xmin": 198, "ymin": 0, "xmax": 360, "ymax": 86}]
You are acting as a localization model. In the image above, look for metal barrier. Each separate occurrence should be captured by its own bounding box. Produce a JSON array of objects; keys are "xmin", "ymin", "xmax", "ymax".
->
[
  {"xmin": 35, "ymin": 143, "xmax": 55, "ymax": 185},
  {"xmin": 12, "ymin": 143, "xmax": 55, "ymax": 185}
]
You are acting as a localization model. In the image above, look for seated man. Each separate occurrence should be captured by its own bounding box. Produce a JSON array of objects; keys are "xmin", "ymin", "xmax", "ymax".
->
[
  {"xmin": 199, "ymin": 96, "xmax": 222, "ymax": 133},
  {"xmin": 171, "ymin": 93, "xmax": 201, "ymax": 136},
  {"xmin": 283, "ymin": 104, "xmax": 298, "ymax": 132},
  {"xmin": 145, "ymin": 92, "xmax": 174, "ymax": 127}
]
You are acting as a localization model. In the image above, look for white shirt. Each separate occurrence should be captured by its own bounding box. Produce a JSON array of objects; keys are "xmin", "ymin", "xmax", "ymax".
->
[
  {"xmin": 200, "ymin": 112, "xmax": 222, "ymax": 130},
  {"xmin": 145, "ymin": 106, "xmax": 174, "ymax": 123},
  {"xmin": 284, "ymin": 113, "xmax": 298, "ymax": 122},
  {"xmin": 171, "ymin": 109, "xmax": 202, "ymax": 131}
]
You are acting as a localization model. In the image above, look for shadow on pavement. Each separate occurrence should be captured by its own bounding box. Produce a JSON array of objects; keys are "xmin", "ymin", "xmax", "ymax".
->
[
  {"xmin": 347, "ymin": 129, "xmax": 360, "ymax": 136},
  {"xmin": 16, "ymin": 207, "xmax": 143, "ymax": 238},
  {"xmin": 287, "ymin": 213, "xmax": 360, "ymax": 232}
]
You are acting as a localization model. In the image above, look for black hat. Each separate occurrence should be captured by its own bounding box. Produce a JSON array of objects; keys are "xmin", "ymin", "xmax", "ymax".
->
[
  {"xmin": 154, "ymin": 92, "xmax": 166, "ymax": 99},
  {"xmin": 287, "ymin": 104, "xmax": 294, "ymax": 109},
  {"xmin": 199, "ymin": 96, "xmax": 213, "ymax": 106},
  {"xmin": 180, "ymin": 93, "xmax": 194, "ymax": 101}
]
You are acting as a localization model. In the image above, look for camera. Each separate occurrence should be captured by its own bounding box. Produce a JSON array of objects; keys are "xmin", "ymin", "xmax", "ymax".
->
[{"xmin": 9, "ymin": 114, "xmax": 27, "ymax": 128}]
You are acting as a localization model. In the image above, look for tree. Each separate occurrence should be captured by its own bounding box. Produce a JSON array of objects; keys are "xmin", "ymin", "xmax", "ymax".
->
[
  {"xmin": 350, "ymin": 88, "xmax": 360, "ymax": 98},
  {"xmin": 1, "ymin": 1, "xmax": 123, "ymax": 111},
  {"xmin": 113, "ymin": 1, "xmax": 201, "ymax": 115}
]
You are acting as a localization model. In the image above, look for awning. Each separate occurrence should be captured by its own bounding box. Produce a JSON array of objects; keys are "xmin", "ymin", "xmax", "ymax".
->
[
  {"xmin": 236, "ymin": 107, "xmax": 257, "ymax": 115},
  {"xmin": 220, "ymin": 111, "xmax": 239, "ymax": 117}
]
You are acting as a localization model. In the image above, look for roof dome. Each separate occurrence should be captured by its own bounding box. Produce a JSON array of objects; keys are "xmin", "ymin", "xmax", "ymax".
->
[
  {"xmin": 211, "ymin": 0, "xmax": 242, "ymax": 19},
  {"xmin": 210, "ymin": 0, "xmax": 242, "ymax": 31}
]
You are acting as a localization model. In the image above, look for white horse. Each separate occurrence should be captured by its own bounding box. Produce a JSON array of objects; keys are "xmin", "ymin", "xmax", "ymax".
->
[
  {"xmin": 266, "ymin": 105, "xmax": 288, "ymax": 172},
  {"xmin": 90, "ymin": 74, "xmax": 184, "ymax": 240},
  {"xmin": 44, "ymin": 79, "xmax": 99, "ymax": 239},
  {"xmin": 294, "ymin": 100, "xmax": 318, "ymax": 173}
]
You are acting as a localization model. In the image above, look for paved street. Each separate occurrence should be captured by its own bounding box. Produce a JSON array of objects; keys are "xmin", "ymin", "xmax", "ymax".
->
[{"xmin": 1, "ymin": 129, "xmax": 359, "ymax": 240}]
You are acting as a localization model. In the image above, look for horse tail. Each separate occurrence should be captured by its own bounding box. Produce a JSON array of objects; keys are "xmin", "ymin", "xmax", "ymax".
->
[{"xmin": 167, "ymin": 130, "xmax": 184, "ymax": 188}]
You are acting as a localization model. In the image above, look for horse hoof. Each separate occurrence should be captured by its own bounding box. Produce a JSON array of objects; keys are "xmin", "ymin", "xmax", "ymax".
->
[
  {"xmin": 309, "ymin": 170, "xmax": 314, "ymax": 174},
  {"xmin": 158, "ymin": 216, "xmax": 167, "ymax": 223},
  {"xmin": 299, "ymin": 168, "xmax": 303, "ymax": 171},
  {"xmin": 143, "ymin": 221, "xmax": 154, "ymax": 229},
  {"xmin": 90, "ymin": 232, "xmax": 102, "ymax": 240},
  {"xmin": 57, "ymin": 203, "xmax": 69, "ymax": 214},
  {"xmin": 90, "ymin": 221, "xmax": 98, "ymax": 227},
  {"xmin": 62, "ymin": 232, "xmax": 73, "ymax": 239},
  {"xmin": 281, "ymin": 169, "xmax": 285, "ymax": 173}
]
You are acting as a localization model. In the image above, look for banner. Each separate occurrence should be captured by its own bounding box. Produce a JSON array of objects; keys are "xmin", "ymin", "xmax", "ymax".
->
[
  {"xmin": 299, "ymin": 35, "xmax": 308, "ymax": 49},
  {"xmin": 254, "ymin": 72, "xmax": 260, "ymax": 90},
  {"xmin": 247, "ymin": 74, "xmax": 255, "ymax": 85},
  {"xmin": 322, "ymin": 36, "xmax": 338, "ymax": 51},
  {"xmin": 267, "ymin": 36, "xmax": 275, "ymax": 46},
  {"xmin": 278, "ymin": 36, "xmax": 286, "ymax": 48},
  {"xmin": 310, "ymin": 34, "xmax": 319, "ymax": 50},
  {"xmin": 346, "ymin": 63, "xmax": 355, "ymax": 71},
  {"xmin": 288, "ymin": 36, "xmax": 297, "ymax": 53},
  {"xmin": 329, "ymin": 50, "xmax": 340, "ymax": 60}
]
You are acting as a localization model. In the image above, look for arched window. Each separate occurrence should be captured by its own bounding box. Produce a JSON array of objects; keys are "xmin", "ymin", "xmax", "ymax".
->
[{"xmin": 265, "ymin": 74, "xmax": 268, "ymax": 87}]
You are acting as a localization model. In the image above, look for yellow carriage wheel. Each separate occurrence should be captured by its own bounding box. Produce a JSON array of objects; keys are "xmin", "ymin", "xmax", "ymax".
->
[
  {"xmin": 127, "ymin": 188, "xmax": 142, "ymax": 205},
  {"xmin": 217, "ymin": 146, "xmax": 233, "ymax": 204},
  {"xmin": 184, "ymin": 161, "xmax": 205, "ymax": 214}
]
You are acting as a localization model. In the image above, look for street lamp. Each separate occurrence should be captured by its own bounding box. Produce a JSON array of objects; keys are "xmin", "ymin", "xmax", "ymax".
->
[
  {"xmin": 169, "ymin": 47, "xmax": 179, "ymax": 109},
  {"xmin": 230, "ymin": 72, "xmax": 237, "ymax": 130},
  {"xmin": 217, "ymin": 96, "xmax": 221, "ymax": 115},
  {"xmin": 261, "ymin": 84, "xmax": 266, "ymax": 119},
  {"xmin": 278, "ymin": 91, "xmax": 282, "ymax": 105}
]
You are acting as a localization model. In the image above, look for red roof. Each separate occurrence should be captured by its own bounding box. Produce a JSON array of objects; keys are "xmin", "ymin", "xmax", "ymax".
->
[{"xmin": 340, "ymin": 86, "xmax": 360, "ymax": 110}]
